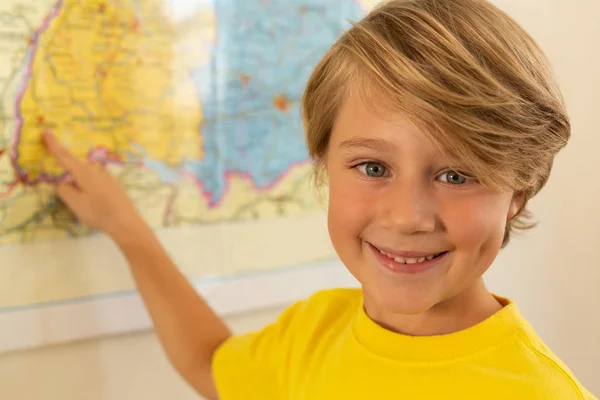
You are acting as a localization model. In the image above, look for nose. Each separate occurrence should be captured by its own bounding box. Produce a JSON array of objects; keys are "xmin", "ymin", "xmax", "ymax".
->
[{"xmin": 376, "ymin": 178, "xmax": 437, "ymax": 235}]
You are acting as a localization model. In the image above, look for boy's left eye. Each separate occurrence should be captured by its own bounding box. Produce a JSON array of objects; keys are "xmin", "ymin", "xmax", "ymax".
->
[
  {"xmin": 437, "ymin": 170, "xmax": 468, "ymax": 185},
  {"xmin": 356, "ymin": 162, "xmax": 387, "ymax": 178}
]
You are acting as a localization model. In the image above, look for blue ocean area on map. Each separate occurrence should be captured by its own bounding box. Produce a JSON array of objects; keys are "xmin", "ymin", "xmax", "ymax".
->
[{"xmin": 144, "ymin": 0, "xmax": 365, "ymax": 205}]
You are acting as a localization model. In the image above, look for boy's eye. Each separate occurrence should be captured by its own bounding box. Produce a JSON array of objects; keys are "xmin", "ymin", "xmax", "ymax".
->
[
  {"xmin": 357, "ymin": 162, "xmax": 387, "ymax": 178},
  {"xmin": 437, "ymin": 170, "xmax": 468, "ymax": 185}
]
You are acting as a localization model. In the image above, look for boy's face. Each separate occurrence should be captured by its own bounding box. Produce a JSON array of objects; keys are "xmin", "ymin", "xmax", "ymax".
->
[{"xmin": 326, "ymin": 93, "xmax": 522, "ymax": 316}]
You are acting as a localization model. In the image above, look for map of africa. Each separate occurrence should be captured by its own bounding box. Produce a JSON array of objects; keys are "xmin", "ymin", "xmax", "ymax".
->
[{"xmin": 0, "ymin": 0, "xmax": 372, "ymax": 310}]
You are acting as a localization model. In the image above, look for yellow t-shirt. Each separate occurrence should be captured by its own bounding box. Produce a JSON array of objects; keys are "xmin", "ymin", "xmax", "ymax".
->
[{"xmin": 212, "ymin": 288, "xmax": 596, "ymax": 399}]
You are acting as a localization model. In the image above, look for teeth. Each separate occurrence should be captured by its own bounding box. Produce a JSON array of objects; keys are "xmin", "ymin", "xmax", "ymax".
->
[{"xmin": 379, "ymin": 249, "xmax": 439, "ymax": 264}]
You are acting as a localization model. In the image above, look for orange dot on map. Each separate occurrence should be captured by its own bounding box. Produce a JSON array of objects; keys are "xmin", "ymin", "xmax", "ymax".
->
[
  {"xmin": 131, "ymin": 18, "xmax": 140, "ymax": 32},
  {"xmin": 37, "ymin": 115, "xmax": 45, "ymax": 125},
  {"xmin": 273, "ymin": 95, "xmax": 290, "ymax": 112},
  {"xmin": 240, "ymin": 73, "xmax": 250, "ymax": 86}
]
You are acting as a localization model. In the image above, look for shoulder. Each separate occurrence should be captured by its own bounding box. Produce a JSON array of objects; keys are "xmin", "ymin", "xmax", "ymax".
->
[
  {"xmin": 254, "ymin": 287, "xmax": 361, "ymax": 349},
  {"xmin": 292, "ymin": 287, "xmax": 362, "ymax": 324},
  {"xmin": 276, "ymin": 287, "xmax": 362, "ymax": 331},
  {"xmin": 213, "ymin": 288, "xmax": 361, "ymax": 371},
  {"xmin": 218, "ymin": 287, "xmax": 362, "ymax": 346},
  {"xmin": 512, "ymin": 320, "xmax": 594, "ymax": 399},
  {"xmin": 296, "ymin": 287, "xmax": 362, "ymax": 314}
]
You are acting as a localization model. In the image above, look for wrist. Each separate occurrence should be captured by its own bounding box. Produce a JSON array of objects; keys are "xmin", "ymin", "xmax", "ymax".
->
[{"xmin": 109, "ymin": 214, "xmax": 154, "ymax": 250}]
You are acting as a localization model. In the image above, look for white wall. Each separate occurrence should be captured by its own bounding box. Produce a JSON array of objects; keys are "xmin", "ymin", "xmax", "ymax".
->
[{"xmin": 0, "ymin": 0, "xmax": 598, "ymax": 399}]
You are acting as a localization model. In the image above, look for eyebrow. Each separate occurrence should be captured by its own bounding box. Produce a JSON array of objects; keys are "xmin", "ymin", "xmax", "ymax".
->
[{"xmin": 338, "ymin": 138, "xmax": 391, "ymax": 152}]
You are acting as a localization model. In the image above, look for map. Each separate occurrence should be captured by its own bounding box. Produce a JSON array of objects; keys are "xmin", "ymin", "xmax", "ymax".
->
[{"xmin": 0, "ymin": 0, "xmax": 372, "ymax": 310}]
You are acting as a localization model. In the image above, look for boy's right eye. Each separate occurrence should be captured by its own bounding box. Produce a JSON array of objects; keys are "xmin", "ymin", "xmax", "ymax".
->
[{"xmin": 356, "ymin": 162, "xmax": 388, "ymax": 178}]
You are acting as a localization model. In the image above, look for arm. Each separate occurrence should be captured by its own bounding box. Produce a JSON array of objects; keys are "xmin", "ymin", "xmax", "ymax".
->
[{"xmin": 44, "ymin": 133, "xmax": 229, "ymax": 399}]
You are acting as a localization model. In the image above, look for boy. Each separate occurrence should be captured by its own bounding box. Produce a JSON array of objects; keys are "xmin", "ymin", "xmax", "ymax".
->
[{"xmin": 43, "ymin": 0, "xmax": 595, "ymax": 398}]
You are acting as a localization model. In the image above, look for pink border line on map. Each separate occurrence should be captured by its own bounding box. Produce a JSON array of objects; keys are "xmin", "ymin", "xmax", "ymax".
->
[
  {"xmin": 11, "ymin": 0, "xmax": 64, "ymax": 185},
  {"xmin": 181, "ymin": 158, "xmax": 312, "ymax": 208}
]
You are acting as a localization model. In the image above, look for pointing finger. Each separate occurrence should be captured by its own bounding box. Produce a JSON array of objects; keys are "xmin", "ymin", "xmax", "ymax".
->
[{"xmin": 43, "ymin": 132, "xmax": 87, "ymax": 180}]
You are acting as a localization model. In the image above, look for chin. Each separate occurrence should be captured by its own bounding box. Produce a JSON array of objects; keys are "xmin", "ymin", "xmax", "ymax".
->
[{"xmin": 362, "ymin": 281, "xmax": 442, "ymax": 316}]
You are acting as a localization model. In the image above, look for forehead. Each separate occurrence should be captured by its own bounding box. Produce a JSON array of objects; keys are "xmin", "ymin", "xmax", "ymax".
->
[{"xmin": 330, "ymin": 92, "xmax": 444, "ymax": 159}]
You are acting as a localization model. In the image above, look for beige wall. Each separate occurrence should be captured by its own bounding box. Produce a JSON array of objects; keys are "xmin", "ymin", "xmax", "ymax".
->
[
  {"xmin": 0, "ymin": 307, "xmax": 284, "ymax": 400},
  {"xmin": 0, "ymin": 0, "xmax": 598, "ymax": 399},
  {"xmin": 486, "ymin": 0, "xmax": 600, "ymax": 393}
]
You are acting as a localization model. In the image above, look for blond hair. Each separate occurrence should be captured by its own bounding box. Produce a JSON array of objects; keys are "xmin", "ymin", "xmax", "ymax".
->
[{"xmin": 301, "ymin": 0, "xmax": 570, "ymax": 247}]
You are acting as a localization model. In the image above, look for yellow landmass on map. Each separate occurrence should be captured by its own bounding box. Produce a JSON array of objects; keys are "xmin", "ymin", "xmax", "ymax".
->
[
  {"xmin": 15, "ymin": 0, "xmax": 216, "ymax": 179},
  {"xmin": 0, "ymin": 1, "xmax": 56, "ymax": 152}
]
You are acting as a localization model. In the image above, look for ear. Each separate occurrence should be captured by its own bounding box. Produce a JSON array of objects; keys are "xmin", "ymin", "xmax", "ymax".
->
[{"xmin": 507, "ymin": 193, "xmax": 526, "ymax": 221}]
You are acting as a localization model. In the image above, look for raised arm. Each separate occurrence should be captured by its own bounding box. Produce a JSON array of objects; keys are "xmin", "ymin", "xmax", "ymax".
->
[{"xmin": 43, "ymin": 132, "xmax": 229, "ymax": 399}]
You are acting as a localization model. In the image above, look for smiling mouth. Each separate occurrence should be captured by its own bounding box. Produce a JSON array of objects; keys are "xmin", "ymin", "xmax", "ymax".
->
[
  {"xmin": 377, "ymin": 249, "xmax": 447, "ymax": 264},
  {"xmin": 367, "ymin": 242, "xmax": 450, "ymax": 274}
]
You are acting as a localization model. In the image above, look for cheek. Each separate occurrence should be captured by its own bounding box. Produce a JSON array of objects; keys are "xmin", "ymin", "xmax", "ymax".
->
[
  {"xmin": 327, "ymin": 170, "xmax": 374, "ymax": 244},
  {"xmin": 442, "ymin": 193, "xmax": 510, "ymax": 256}
]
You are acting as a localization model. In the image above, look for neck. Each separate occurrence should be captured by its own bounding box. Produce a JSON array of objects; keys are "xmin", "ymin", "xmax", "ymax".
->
[{"xmin": 364, "ymin": 279, "xmax": 503, "ymax": 336}]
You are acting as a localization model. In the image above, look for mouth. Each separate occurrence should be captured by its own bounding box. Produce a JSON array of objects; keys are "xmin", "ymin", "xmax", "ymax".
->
[
  {"xmin": 367, "ymin": 242, "xmax": 449, "ymax": 274},
  {"xmin": 377, "ymin": 248, "xmax": 447, "ymax": 264}
]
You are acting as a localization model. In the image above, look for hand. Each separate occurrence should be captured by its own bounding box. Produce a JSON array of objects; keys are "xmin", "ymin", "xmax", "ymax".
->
[{"xmin": 43, "ymin": 132, "xmax": 145, "ymax": 240}]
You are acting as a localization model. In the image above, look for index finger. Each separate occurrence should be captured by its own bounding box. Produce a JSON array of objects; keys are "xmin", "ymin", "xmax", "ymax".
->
[{"xmin": 43, "ymin": 132, "xmax": 87, "ymax": 178}]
